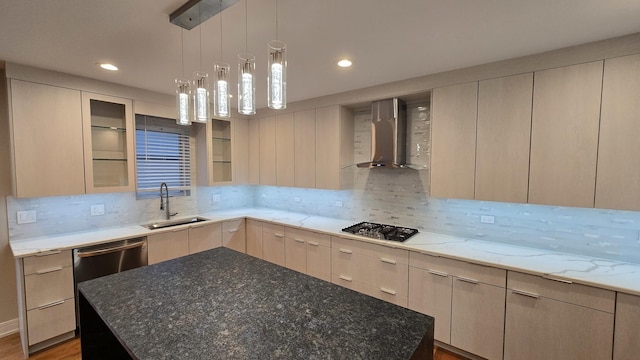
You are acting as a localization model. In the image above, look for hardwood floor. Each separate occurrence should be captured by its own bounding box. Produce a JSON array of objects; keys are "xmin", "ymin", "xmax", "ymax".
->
[{"xmin": 0, "ymin": 332, "xmax": 466, "ymax": 359}]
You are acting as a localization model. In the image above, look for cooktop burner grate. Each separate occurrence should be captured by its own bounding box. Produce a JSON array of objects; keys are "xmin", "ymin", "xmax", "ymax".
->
[{"xmin": 342, "ymin": 222, "xmax": 419, "ymax": 242}]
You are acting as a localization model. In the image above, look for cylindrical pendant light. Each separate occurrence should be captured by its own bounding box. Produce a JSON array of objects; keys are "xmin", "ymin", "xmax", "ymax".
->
[
  {"xmin": 192, "ymin": 71, "xmax": 210, "ymax": 123},
  {"xmin": 213, "ymin": 62, "xmax": 231, "ymax": 118},
  {"xmin": 267, "ymin": 40, "xmax": 287, "ymax": 110},
  {"xmin": 238, "ymin": 53, "xmax": 256, "ymax": 115},
  {"xmin": 175, "ymin": 78, "xmax": 192, "ymax": 125}
]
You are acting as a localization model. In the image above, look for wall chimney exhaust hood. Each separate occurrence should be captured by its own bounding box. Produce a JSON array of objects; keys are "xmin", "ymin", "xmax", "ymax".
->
[{"xmin": 357, "ymin": 98, "xmax": 408, "ymax": 169}]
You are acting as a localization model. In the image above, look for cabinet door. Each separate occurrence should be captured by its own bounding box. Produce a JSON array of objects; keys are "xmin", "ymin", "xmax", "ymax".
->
[
  {"xmin": 233, "ymin": 117, "xmax": 249, "ymax": 184},
  {"xmin": 451, "ymin": 278, "xmax": 505, "ymax": 360},
  {"xmin": 246, "ymin": 219, "xmax": 263, "ymax": 258},
  {"xmin": 614, "ymin": 293, "xmax": 640, "ymax": 360},
  {"xmin": 276, "ymin": 113, "xmax": 295, "ymax": 187},
  {"xmin": 294, "ymin": 109, "xmax": 316, "ymax": 188},
  {"xmin": 147, "ymin": 229, "xmax": 189, "ymax": 265},
  {"xmin": 82, "ymin": 92, "xmax": 135, "ymax": 193},
  {"xmin": 306, "ymin": 242, "xmax": 331, "ymax": 282},
  {"xmin": 430, "ymin": 82, "xmax": 478, "ymax": 199},
  {"xmin": 10, "ymin": 80, "xmax": 85, "ymax": 197},
  {"xmin": 259, "ymin": 116, "xmax": 277, "ymax": 185},
  {"xmin": 315, "ymin": 106, "xmax": 353, "ymax": 190},
  {"xmin": 529, "ymin": 61, "xmax": 603, "ymax": 207},
  {"xmin": 222, "ymin": 219, "xmax": 246, "ymax": 253},
  {"xmin": 596, "ymin": 54, "xmax": 640, "ymax": 210},
  {"xmin": 211, "ymin": 119, "xmax": 233, "ymax": 183},
  {"xmin": 248, "ymin": 119, "xmax": 260, "ymax": 184},
  {"xmin": 262, "ymin": 224, "xmax": 285, "ymax": 266},
  {"xmin": 504, "ymin": 289, "xmax": 614, "ymax": 360},
  {"xmin": 188, "ymin": 222, "xmax": 222, "ymax": 254},
  {"xmin": 476, "ymin": 74, "xmax": 533, "ymax": 203},
  {"xmin": 284, "ymin": 236, "xmax": 306, "ymax": 273},
  {"xmin": 408, "ymin": 267, "xmax": 452, "ymax": 343}
]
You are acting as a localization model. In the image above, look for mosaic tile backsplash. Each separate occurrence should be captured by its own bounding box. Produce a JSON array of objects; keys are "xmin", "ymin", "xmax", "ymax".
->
[{"xmin": 6, "ymin": 102, "xmax": 640, "ymax": 264}]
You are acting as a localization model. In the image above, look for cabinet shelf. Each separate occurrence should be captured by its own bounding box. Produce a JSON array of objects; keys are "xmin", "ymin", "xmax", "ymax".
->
[
  {"xmin": 91, "ymin": 125, "xmax": 126, "ymax": 132},
  {"xmin": 213, "ymin": 160, "xmax": 232, "ymax": 164},
  {"xmin": 212, "ymin": 137, "xmax": 231, "ymax": 141},
  {"xmin": 93, "ymin": 158, "xmax": 127, "ymax": 162}
]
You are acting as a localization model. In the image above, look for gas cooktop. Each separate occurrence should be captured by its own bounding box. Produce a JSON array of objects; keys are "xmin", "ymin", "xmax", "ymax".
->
[{"xmin": 342, "ymin": 222, "xmax": 419, "ymax": 242}]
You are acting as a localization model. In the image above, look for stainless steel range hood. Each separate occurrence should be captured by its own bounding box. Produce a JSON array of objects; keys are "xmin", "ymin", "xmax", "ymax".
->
[{"xmin": 357, "ymin": 98, "xmax": 407, "ymax": 168}]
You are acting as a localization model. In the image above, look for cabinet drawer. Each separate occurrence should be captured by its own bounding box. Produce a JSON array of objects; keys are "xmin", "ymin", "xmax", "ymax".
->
[
  {"xmin": 223, "ymin": 218, "xmax": 245, "ymax": 232},
  {"xmin": 285, "ymin": 227, "xmax": 330, "ymax": 247},
  {"xmin": 410, "ymin": 251, "xmax": 505, "ymax": 287},
  {"xmin": 332, "ymin": 236, "xmax": 409, "ymax": 264},
  {"xmin": 189, "ymin": 222, "xmax": 222, "ymax": 254},
  {"xmin": 507, "ymin": 271, "xmax": 615, "ymax": 313},
  {"xmin": 24, "ymin": 266, "xmax": 74, "ymax": 310},
  {"xmin": 306, "ymin": 242, "xmax": 331, "ymax": 282},
  {"xmin": 262, "ymin": 222, "xmax": 284, "ymax": 235},
  {"xmin": 331, "ymin": 246, "xmax": 358, "ymax": 281},
  {"xmin": 23, "ymin": 250, "xmax": 72, "ymax": 275},
  {"xmin": 359, "ymin": 281, "xmax": 408, "ymax": 307},
  {"xmin": 361, "ymin": 254, "xmax": 409, "ymax": 299},
  {"xmin": 27, "ymin": 298, "xmax": 76, "ymax": 346}
]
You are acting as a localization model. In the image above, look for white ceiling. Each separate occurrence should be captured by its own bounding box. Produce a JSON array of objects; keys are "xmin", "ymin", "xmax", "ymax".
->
[{"xmin": 2, "ymin": 0, "xmax": 640, "ymax": 109}]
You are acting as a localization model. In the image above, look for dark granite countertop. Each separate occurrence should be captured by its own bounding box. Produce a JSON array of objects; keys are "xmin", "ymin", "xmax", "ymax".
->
[{"xmin": 78, "ymin": 247, "xmax": 433, "ymax": 360}]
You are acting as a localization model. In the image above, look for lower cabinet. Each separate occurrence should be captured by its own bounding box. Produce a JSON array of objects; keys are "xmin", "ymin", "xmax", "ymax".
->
[
  {"xmin": 284, "ymin": 227, "xmax": 331, "ymax": 281},
  {"xmin": 246, "ymin": 219, "xmax": 263, "ymax": 258},
  {"xmin": 262, "ymin": 223, "xmax": 286, "ymax": 266},
  {"xmin": 222, "ymin": 219, "xmax": 246, "ymax": 253},
  {"xmin": 614, "ymin": 293, "xmax": 640, "ymax": 360},
  {"xmin": 147, "ymin": 229, "xmax": 189, "ymax": 265},
  {"xmin": 188, "ymin": 222, "xmax": 222, "ymax": 254},
  {"xmin": 503, "ymin": 271, "xmax": 615, "ymax": 360},
  {"xmin": 408, "ymin": 251, "xmax": 506, "ymax": 360}
]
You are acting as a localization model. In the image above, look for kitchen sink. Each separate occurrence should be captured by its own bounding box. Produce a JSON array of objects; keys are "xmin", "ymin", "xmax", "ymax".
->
[{"xmin": 144, "ymin": 217, "xmax": 208, "ymax": 230}]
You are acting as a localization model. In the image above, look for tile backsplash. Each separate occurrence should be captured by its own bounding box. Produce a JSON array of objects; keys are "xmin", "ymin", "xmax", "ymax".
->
[{"xmin": 6, "ymin": 101, "xmax": 640, "ymax": 264}]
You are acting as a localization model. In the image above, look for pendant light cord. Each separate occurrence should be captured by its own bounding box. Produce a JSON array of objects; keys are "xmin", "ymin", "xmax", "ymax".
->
[
  {"xmin": 199, "ymin": 17, "xmax": 203, "ymax": 69},
  {"xmin": 275, "ymin": 0, "xmax": 279, "ymax": 40},
  {"xmin": 219, "ymin": 0, "xmax": 224, "ymax": 61},
  {"xmin": 245, "ymin": 0, "xmax": 248, "ymax": 53},
  {"xmin": 181, "ymin": 29, "xmax": 185, "ymax": 77}
]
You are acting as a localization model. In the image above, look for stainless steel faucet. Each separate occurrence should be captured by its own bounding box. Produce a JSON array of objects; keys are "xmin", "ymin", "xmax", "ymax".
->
[{"xmin": 159, "ymin": 182, "xmax": 178, "ymax": 220}]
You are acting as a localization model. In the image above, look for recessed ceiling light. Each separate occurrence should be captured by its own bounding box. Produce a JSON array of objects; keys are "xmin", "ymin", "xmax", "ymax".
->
[
  {"xmin": 337, "ymin": 59, "xmax": 352, "ymax": 68},
  {"xmin": 99, "ymin": 63, "xmax": 118, "ymax": 71}
]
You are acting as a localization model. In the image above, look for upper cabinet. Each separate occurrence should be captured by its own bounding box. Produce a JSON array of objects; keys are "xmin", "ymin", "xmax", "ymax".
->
[
  {"xmin": 475, "ymin": 73, "xmax": 533, "ymax": 203},
  {"xmin": 196, "ymin": 116, "xmax": 248, "ymax": 186},
  {"xmin": 9, "ymin": 80, "xmax": 85, "ymax": 198},
  {"xmin": 294, "ymin": 109, "xmax": 316, "ymax": 188},
  {"xmin": 248, "ymin": 118, "xmax": 260, "ymax": 184},
  {"xmin": 430, "ymin": 82, "xmax": 478, "ymax": 199},
  {"xmin": 596, "ymin": 54, "xmax": 640, "ymax": 211},
  {"xmin": 259, "ymin": 115, "xmax": 277, "ymax": 185},
  {"xmin": 315, "ymin": 105, "xmax": 354, "ymax": 190},
  {"xmin": 275, "ymin": 113, "xmax": 295, "ymax": 187},
  {"xmin": 528, "ymin": 61, "xmax": 603, "ymax": 207},
  {"xmin": 81, "ymin": 92, "xmax": 135, "ymax": 193}
]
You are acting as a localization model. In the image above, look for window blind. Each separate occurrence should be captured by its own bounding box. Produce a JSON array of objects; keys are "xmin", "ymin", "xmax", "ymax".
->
[{"xmin": 135, "ymin": 115, "xmax": 191, "ymax": 195}]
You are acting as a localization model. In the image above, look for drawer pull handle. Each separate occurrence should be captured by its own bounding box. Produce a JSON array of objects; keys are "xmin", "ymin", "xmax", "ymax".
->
[
  {"xmin": 543, "ymin": 274, "xmax": 573, "ymax": 284},
  {"xmin": 274, "ymin": 233, "xmax": 284, "ymax": 238},
  {"xmin": 228, "ymin": 229, "xmax": 239, "ymax": 233},
  {"xmin": 380, "ymin": 288, "xmax": 397, "ymax": 296},
  {"xmin": 38, "ymin": 300, "xmax": 65, "ymax": 310},
  {"xmin": 191, "ymin": 223, "xmax": 208, "ymax": 228},
  {"xmin": 380, "ymin": 257, "xmax": 397, "ymax": 265},
  {"xmin": 171, "ymin": 229, "xmax": 183, "ymax": 233},
  {"xmin": 339, "ymin": 248, "xmax": 353, "ymax": 254},
  {"xmin": 457, "ymin": 277, "xmax": 479, "ymax": 284},
  {"xmin": 35, "ymin": 250, "xmax": 61, "ymax": 257},
  {"xmin": 512, "ymin": 289, "xmax": 540, "ymax": 299},
  {"xmin": 427, "ymin": 270, "xmax": 449, "ymax": 277},
  {"xmin": 339, "ymin": 275, "xmax": 353, "ymax": 282},
  {"xmin": 294, "ymin": 238, "xmax": 305, "ymax": 244},
  {"xmin": 36, "ymin": 266, "xmax": 63, "ymax": 275},
  {"xmin": 307, "ymin": 241, "xmax": 319, "ymax": 246}
]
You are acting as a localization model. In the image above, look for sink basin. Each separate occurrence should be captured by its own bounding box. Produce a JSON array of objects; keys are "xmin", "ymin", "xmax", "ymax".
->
[{"xmin": 144, "ymin": 217, "xmax": 208, "ymax": 230}]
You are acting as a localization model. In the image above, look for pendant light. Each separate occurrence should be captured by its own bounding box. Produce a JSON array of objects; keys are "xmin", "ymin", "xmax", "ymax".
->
[
  {"xmin": 213, "ymin": 0, "xmax": 231, "ymax": 118},
  {"xmin": 193, "ymin": 23, "xmax": 210, "ymax": 123},
  {"xmin": 176, "ymin": 30, "xmax": 192, "ymax": 125},
  {"xmin": 237, "ymin": 0, "xmax": 255, "ymax": 115},
  {"xmin": 267, "ymin": 0, "xmax": 286, "ymax": 110}
]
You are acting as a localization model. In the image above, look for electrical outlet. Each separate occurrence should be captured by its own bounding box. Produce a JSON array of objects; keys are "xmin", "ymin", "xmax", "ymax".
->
[
  {"xmin": 91, "ymin": 204, "xmax": 105, "ymax": 216},
  {"xmin": 211, "ymin": 194, "xmax": 221, "ymax": 203},
  {"xmin": 17, "ymin": 210, "xmax": 36, "ymax": 224},
  {"xmin": 294, "ymin": 197, "xmax": 301, "ymax": 203},
  {"xmin": 480, "ymin": 215, "xmax": 495, "ymax": 224},
  {"xmin": 335, "ymin": 201, "xmax": 343, "ymax": 208}
]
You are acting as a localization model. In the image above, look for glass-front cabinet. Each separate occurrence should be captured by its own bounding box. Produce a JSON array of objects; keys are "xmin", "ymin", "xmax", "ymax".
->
[
  {"xmin": 82, "ymin": 92, "xmax": 135, "ymax": 193},
  {"xmin": 211, "ymin": 119, "xmax": 232, "ymax": 183},
  {"xmin": 195, "ymin": 117, "xmax": 237, "ymax": 185}
]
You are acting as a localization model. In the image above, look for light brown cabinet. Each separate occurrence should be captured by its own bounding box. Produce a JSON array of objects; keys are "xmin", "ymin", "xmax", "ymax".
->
[
  {"xmin": 614, "ymin": 293, "xmax": 640, "ymax": 360},
  {"xmin": 259, "ymin": 115, "xmax": 277, "ymax": 185},
  {"xmin": 233, "ymin": 117, "xmax": 249, "ymax": 184},
  {"xmin": 408, "ymin": 251, "xmax": 505, "ymax": 360},
  {"xmin": 504, "ymin": 271, "xmax": 615, "ymax": 360},
  {"xmin": 196, "ymin": 117, "xmax": 244, "ymax": 185},
  {"xmin": 147, "ymin": 229, "xmax": 190, "ymax": 265},
  {"xmin": 275, "ymin": 113, "xmax": 295, "ymax": 187},
  {"xmin": 188, "ymin": 222, "xmax": 222, "ymax": 254},
  {"xmin": 430, "ymin": 82, "xmax": 478, "ymax": 199},
  {"xmin": 475, "ymin": 73, "xmax": 533, "ymax": 203},
  {"xmin": 81, "ymin": 92, "xmax": 135, "ymax": 193},
  {"xmin": 293, "ymin": 109, "xmax": 316, "ymax": 188},
  {"xmin": 9, "ymin": 80, "xmax": 85, "ymax": 198},
  {"xmin": 596, "ymin": 54, "xmax": 640, "ymax": 211},
  {"xmin": 222, "ymin": 219, "xmax": 246, "ymax": 253},
  {"xmin": 262, "ymin": 222, "xmax": 286, "ymax": 266},
  {"xmin": 284, "ymin": 227, "xmax": 331, "ymax": 281},
  {"xmin": 246, "ymin": 219, "xmax": 263, "ymax": 258},
  {"xmin": 528, "ymin": 61, "xmax": 603, "ymax": 207},
  {"xmin": 315, "ymin": 105, "xmax": 354, "ymax": 190},
  {"xmin": 248, "ymin": 118, "xmax": 260, "ymax": 184}
]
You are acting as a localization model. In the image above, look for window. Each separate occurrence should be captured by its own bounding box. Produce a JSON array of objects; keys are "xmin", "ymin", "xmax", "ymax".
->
[{"xmin": 135, "ymin": 115, "xmax": 191, "ymax": 197}]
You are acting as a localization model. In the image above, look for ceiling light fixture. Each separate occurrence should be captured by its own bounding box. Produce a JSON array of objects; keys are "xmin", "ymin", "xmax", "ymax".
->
[
  {"xmin": 99, "ymin": 63, "xmax": 119, "ymax": 71},
  {"xmin": 192, "ymin": 19, "xmax": 210, "ymax": 123},
  {"xmin": 213, "ymin": 0, "xmax": 231, "ymax": 118},
  {"xmin": 267, "ymin": 0, "xmax": 286, "ymax": 110},
  {"xmin": 337, "ymin": 59, "xmax": 352, "ymax": 68},
  {"xmin": 176, "ymin": 30, "xmax": 192, "ymax": 125},
  {"xmin": 237, "ymin": 0, "xmax": 255, "ymax": 115}
]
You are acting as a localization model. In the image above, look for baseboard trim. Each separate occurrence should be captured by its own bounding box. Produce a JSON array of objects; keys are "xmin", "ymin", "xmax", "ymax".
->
[{"xmin": 0, "ymin": 318, "xmax": 19, "ymax": 338}]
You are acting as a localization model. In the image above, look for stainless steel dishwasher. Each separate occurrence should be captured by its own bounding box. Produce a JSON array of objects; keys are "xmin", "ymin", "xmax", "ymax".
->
[{"xmin": 73, "ymin": 237, "xmax": 148, "ymax": 326}]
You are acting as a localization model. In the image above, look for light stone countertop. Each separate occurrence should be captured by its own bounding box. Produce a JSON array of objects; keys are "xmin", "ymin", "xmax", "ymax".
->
[{"xmin": 10, "ymin": 207, "xmax": 640, "ymax": 296}]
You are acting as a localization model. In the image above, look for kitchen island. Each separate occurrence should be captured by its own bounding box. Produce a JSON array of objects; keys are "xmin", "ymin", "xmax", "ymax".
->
[{"xmin": 78, "ymin": 247, "xmax": 434, "ymax": 360}]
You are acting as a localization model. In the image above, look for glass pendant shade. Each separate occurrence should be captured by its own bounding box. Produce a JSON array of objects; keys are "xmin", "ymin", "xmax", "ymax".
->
[
  {"xmin": 267, "ymin": 40, "xmax": 287, "ymax": 110},
  {"xmin": 237, "ymin": 53, "xmax": 256, "ymax": 115},
  {"xmin": 175, "ymin": 78, "xmax": 192, "ymax": 125},
  {"xmin": 192, "ymin": 72, "xmax": 210, "ymax": 123},
  {"xmin": 213, "ymin": 62, "xmax": 231, "ymax": 118}
]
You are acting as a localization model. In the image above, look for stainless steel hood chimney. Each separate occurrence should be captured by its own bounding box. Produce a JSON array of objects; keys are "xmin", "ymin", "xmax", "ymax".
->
[{"xmin": 357, "ymin": 98, "xmax": 407, "ymax": 168}]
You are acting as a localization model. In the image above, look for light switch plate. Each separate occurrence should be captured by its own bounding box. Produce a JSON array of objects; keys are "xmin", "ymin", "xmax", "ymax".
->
[
  {"xmin": 17, "ymin": 210, "xmax": 36, "ymax": 224},
  {"xmin": 211, "ymin": 194, "xmax": 221, "ymax": 203},
  {"xmin": 335, "ymin": 201, "xmax": 343, "ymax": 208},
  {"xmin": 91, "ymin": 204, "xmax": 105, "ymax": 216},
  {"xmin": 480, "ymin": 215, "xmax": 495, "ymax": 224}
]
